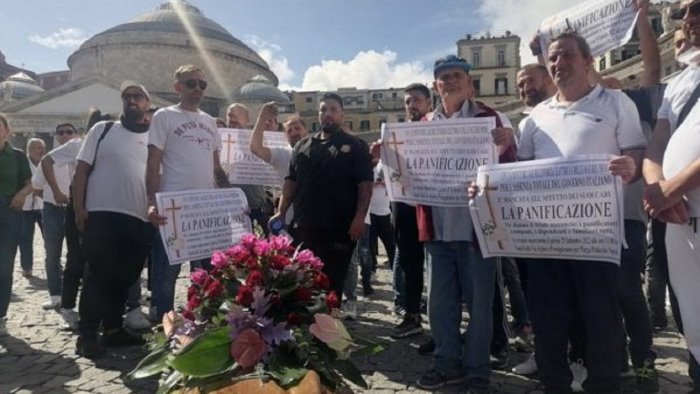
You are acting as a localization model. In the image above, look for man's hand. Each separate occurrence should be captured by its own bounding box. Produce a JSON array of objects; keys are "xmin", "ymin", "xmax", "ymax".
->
[
  {"xmin": 370, "ymin": 140, "xmax": 382, "ymax": 162},
  {"xmin": 75, "ymin": 207, "xmax": 89, "ymax": 233},
  {"xmin": 609, "ymin": 155, "xmax": 637, "ymax": 184},
  {"xmin": 258, "ymin": 102, "xmax": 278, "ymax": 129},
  {"xmin": 491, "ymin": 128, "xmax": 515, "ymax": 147},
  {"xmin": 656, "ymin": 200, "xmax": 689, "ymax": 224},
  {"xmin": 9, "ymin": 192, "xmax": 24, "ymax": 210},
  {"xmin": 468, "ymin": 181, "xmax": 479, "ymax": 199},
  {"xmin": 53, "ymin": 190, "xmax": 69, "ymax": 206},
  {"xmin": 643, "ymin": 180, "xmax": 682, "ymax": 218},
  {"xmin": 348, "ymin": 216, "xmax": 366, "ymax": 241},
  {"xmin": 148, "ymin": 204, "xmax": 167, "ymax": 227}
]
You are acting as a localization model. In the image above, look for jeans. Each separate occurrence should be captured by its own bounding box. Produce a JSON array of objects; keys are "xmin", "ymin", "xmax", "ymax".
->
[
  {"xmin": 527, "ymin": 259, "xmax": 623, "ymax": 393},
  {"xmin": 619, "ymin": 220, "xmax": 654, "ymax": 368},
  {"xmin": 19, "ymin": 210, "xmax": 42, "ymax": 271},
  {"xmin": 61, "ymin": 201, "xmax": 84, "ymax": 309},
  {"xmin": 0, "ymin": 196, "xmax": 23, "ymax": 318},
  {"xmin": 392, "ymin": 202, "xmax": 424, "ymax": 315},
  {"xmin": 150, "ymin": 231, "xmax": 183, "ymax": 320},
  {"xmin": 343, "ymin": 225, "xmax": 371, "ymax": 302},
  {"xmin": 425, "ymin": 241, "xmax": 495, "ymax": 380},
  {"xmin": 79, "ymin": 212, "xmax": 153, "ymax": 340},
  {"xmin": 645, "ymin": 218, "xmax": 683, "ymax": 331},
  {"xmin": 370, "ymin": 213, "xmax": 395, "ymax": 269},
  {"xmin": 43, "ymin": 202, "xmax": 66, "ymax": 296}
]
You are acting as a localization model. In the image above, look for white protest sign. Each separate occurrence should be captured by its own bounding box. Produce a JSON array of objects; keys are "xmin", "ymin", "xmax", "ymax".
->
[
  {"xmin": 539, "ymin": 0, "xmax": 638, "ymax": 58},
  {"xmin": 156, "ymin": 188, "xmax": 252, "ymax": 265},
  {"xmin": 219, "ymin": 128, "xmax": 289, "ymax": 185},
  {"xmin": 380, "ymin": 117, "xmax": 496, "ymax": 207},
  {"xmin": 469, "ymin": 155, "xmax": 624, "ymax": 265}
]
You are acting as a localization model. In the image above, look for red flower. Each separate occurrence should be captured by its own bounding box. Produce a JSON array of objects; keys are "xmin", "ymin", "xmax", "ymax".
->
[
  {"xmin": 204, "ymin": 279, "xmax": 224, "ymax": 299},
  {"xmin": 269, "ymin": 254, "xmax": 291, "ymax": 270},
  {"xmin": 313, "ymin": 272, "xmax": 330, "ymax": 290},
  {"xmin": 236, "ymin": 285, "xmax": 254, "ymax": 305},
  {"xmin": 246, "ymin": 270, "xmax": 264, "ymax": 286},
  {"xmin": 286, "ymin": 312, "xmax": 302, "ymax": 326},
  {"xmin": 182, "ymin": 309, "xmax": 195, "ymax": 321},
  {"xmin": 270, "ymin": 292, "xmax": 281, "ymax": 306},
  {"xmin": 187, "ymin": 295, "xmax": 202, "ymax": 311},
  {"xmin": 296, "ymin": 287, "xmax": 312, "ymax": 302},
  {"xmin": 187, "ymin": 285, "xmax": 198, "ymax": 299},
  {"xmin": 325, "ymin": 291, "xmax": 339, "ymax": 310}
]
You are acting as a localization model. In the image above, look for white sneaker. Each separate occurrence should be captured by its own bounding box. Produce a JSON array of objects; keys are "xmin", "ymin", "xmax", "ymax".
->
[
  {"xmin": 60, "ymin": 308, "xmax": 79, "ymax": 330},
  {"xmin": 342, "ymin": 300, "xmax": 357, "ymax": 321},
  {"xmin": 0, "ymin": 318, "xmax": 7, "ymax": 336},
  {"xmin": 512, "ymin": 353, "xmax": 538, "ymax": 375},
  {"xmin": 124, "ymin": 308, "xmax": 151, "ymax": 330},
  {"xmin": 570, "ymin": 359, "xmax": 588, "ymax": 393},
  {"xmin": 42, "ymin": 295, "xmax": 61, "ymax": 310}
]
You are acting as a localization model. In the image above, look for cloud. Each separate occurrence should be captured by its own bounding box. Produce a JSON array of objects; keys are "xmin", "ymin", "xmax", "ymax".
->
[
  {"xmin": 476, "ymin": 0, "xmax": 581, "ymax": 63},
  {"xmin": 243, "ymin": 35, "xmax": 295, "ymax": 89},
  {"xmin": 29, "ymin": 28, "xmax": 90, "ymax": 49},
  {"xmin": 298, "ymin": 50, "xmax": 433, "ymax": 91}
]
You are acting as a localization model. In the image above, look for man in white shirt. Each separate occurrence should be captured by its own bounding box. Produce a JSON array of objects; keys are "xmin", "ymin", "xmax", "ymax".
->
[
  {"xmin": 146, "ymin": 65, "xmax": 225, "ymax": 321},
  {"xmin": 34, "ymin": 123, "xmax": 79, "ymax": 310},
  {"xmin": 19, "ymin": 138, "xmax": 45, "ymax": 278},
  {"xmin": 71, "ymin": 82, "xmax": 154, "ymax": 358}
]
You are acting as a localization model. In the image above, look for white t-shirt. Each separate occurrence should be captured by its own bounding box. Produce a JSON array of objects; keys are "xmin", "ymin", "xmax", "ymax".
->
[
  {"xmin": 148, "ymin": 105, "xmax": 222, "ymax": 192},
  {"xmin": 50, "ymin": 138, "xmax": 83, "ymax": 180},
  {"xmin": 22, "ymin": 161, "xmax": 43, "ymax": 211},
  {"xmin": 269, "ymin": 146, "xmax": 293, "ymax": 182},
  {"xmin": 657, "ymin": 65, "xmax": 700, "ymax": 132},
  {"xmin": 663, "ymin": 100, "xmax": 700, "ymax": 216},
  {"xmin": 369, "ymin": 163, "xmax": 391, "ymax": 216},
  {"xmin": 31, "ymin": 162, "xmax": 70, "ymax": 206},
  {"xmin": 519, "ymin": 85, "xmax": 647, "ymax": 160},
  {"xmin": 77, "ymin": 121, "xmax": 149, "ymax": 221}
]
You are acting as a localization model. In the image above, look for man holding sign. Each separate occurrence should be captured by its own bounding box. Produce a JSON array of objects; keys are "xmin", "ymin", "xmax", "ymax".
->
[
  {"xmin": 518, "ymin": 33, "xmax": 646, "ymax": 393},
  {"xmin": 415, "ymin": 55, "xmax": 516, "ymax": 392}
]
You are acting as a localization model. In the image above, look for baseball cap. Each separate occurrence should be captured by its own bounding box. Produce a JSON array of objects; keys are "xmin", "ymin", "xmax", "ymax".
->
[
  {"xmin": 433, "ymin": 55, "xmax": 471, "ymax": 78},
  {"xmin": 120, "ymin": 80, "xmax": 150, "ymax": 100}
]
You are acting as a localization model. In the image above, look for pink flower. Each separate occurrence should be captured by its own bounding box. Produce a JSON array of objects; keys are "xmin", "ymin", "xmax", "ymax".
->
[
  {"xmin": 190, "ymin": 269, "xmax": 208, "ymax": 287},
  {"xmin": 230, "ymin": 328, "xmax": 267, "ymax": 368},
  {"xmin": 309, "ymin": 313, "xmax": 352, "ymax": 352},
  {"xmin": 211, "ymin": 251, "xmax": 229, "ymax": 270},
  {"xmin": 269, "ymin": 235, "xmax": 293, "ymax": 252},
  {"xmin": 240, "ymin": 233, "xmax": 258, "ymax": 249},
  {"xmin": 295, "ymin": 249, "xmax": 323, "ymax": 270},
  {"xmin": 253, "ymin": 239, "xmax": 272, "ymax": 256},
  {"xmin": 325, "ymin": 291, "xmax": 339, "ymax": 310}
]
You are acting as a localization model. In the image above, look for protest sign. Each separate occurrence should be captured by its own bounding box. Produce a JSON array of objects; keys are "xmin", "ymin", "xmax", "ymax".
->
[
  {"xmin": 156, "ymin": 188, "xmax": 252, "ymax": 265},
  {"xmin": 219, "ymin": 128, "xmax": 290, "ymax": 185},
  {"xmin": 539, "ymin": 0, "xmax": 638, "ymax": 58},
  {"xmin": 469, "ymin": 155, "xmax": 624, "ymax": 264},
  {"xmin": 380, "ymin": 117, "xmax": 496, "ymax": 207}
]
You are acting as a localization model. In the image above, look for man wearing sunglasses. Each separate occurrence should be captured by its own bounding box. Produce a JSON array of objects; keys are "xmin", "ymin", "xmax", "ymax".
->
[
  {"xmin": 644, "ymin": 1, "xmax": 700, "ymax": 390},
  {"xmin": 32, "ymin": 123, "xmax": 79, "ymax": 311},
  {"xmin": 146, "ymin": 65, "xmax": 225, "ymax": 322}
]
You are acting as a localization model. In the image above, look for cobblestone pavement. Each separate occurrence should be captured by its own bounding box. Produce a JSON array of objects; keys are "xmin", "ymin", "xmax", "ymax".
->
[{"xmin": 0, "ymin": 234, "xmax": 695, "ymax": 393}]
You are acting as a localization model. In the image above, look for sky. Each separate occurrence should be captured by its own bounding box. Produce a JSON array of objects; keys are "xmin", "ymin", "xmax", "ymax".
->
[{"xmin": 0, "ymin": 0, "xmax": 588, "ymax": 91}]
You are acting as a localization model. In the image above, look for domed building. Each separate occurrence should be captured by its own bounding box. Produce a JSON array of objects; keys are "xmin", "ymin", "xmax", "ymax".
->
[
  {"xmin": 0, "ymin": 72, "xmax": 44, "ymax": 103},
  {"xmin": 232, "ymin": 75, "xmax": 293, "ymax": 123}
]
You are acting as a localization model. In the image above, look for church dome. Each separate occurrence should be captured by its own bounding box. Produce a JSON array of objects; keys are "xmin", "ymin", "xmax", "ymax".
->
[
  {"xmin": 0, "ymin": 72, "xmax": 45, "ymax": 103},
  {"xmin": 67, "ymin": 0, "xmax": 277, "ymax": 111},
  {"xmin": 234, "ymin": 75, "xmax": 291, "ymax": 104}
]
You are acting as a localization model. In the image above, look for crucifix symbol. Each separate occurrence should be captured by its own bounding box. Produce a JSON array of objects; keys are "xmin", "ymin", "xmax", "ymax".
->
[
  {"xmin": 482, "ymin": 175, "xmax": 504, "ymax": 250},
  {"xmin": 385, "ymin": 131, "xmax": 406, "ymax": 195},
  {"xmin": 164, "ymin": 198, "xmax": 183, "ymax": 258},
  {"xmin": 223, "ymin": 133, "xmax": 237, "ymax": 164}
]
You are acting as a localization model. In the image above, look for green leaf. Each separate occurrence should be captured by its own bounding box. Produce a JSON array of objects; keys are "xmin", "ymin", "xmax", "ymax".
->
[
  {"xmin": 330, "ymin": 358, "xmax": 368, "ymax": 389},
  {"xmin": 126, "ymin": 343, "xmax": 171, "ymax": 380},
  {"xmin": 268, "ymin": 365, "xmax": 309, "ymax": 388},
  {"xmin": 351, "ymin": 334, "xmax": 385, "ymax": 356},
  {"xmin": 156, "ymin": 370, "xmax": 182, "ymax": 394},
  {"xmin": 168, "ymin": 326, "xmax": 233, "ymax": 377}
]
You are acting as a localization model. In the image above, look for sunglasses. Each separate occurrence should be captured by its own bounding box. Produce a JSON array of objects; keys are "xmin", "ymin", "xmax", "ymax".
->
[
  {"xmin": 182, "ymin": 79, "xmax": 208, "ymax": 90},
  {"xmin": 672, "ymin": 2, "xmax": 700, "ymax": 19},
  {"xmin": 56, "ymin": 129, "xmax": 75, "ymax": 136},
  {"xmin": 122, "ymin": 92, "xmax": 147, "ymax": 101}
]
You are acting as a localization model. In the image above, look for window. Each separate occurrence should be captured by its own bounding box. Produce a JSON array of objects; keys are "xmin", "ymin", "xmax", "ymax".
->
[
  {"xmin": 497, "ymin": 49, "xmax": 506, "ymax": 67},
  {"xmin": 344, "ymin": 120, "xmax": 353, "ymax": 130},
  {"xmin": 599, "ymin": 57, "xmax": 606, "ymax": 71},
  {"xmin": 471, "ymin": 48, "xmax": 481, "ymax": 69},
  {"xmin": 494, "ymin": 78, "xmax": 508, "ymax": 95},
  {"xmin": 372, "ymin": 93, "xmax": 383, "ymax": 100},
  {"xmin": 398, "ymin": 117, "xmax": 405, "ymax": 123},
  {"xmin": 472, "ymin": 79, "xmax": 481, "ymax": 96},
  {"xmin": 360, "ymin": 120, "xmax": 370, "ymax": 131},
  {"xmin": 392, "ymin": 92, "xmax": 398, "ymax": 98},
  {"xmin": 305, "ymin": 96, "xmax": 313, "ymax": 103}
]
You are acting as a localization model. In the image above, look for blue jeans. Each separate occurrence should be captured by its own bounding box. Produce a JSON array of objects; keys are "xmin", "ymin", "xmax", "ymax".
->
[
  {"xmin": 20, "ymin": 210, "xmax": 42, "ymax": 271},
  {"xmin": 343, "ymin": 225, "xmax": 371, "ymax": 302},
  {"xmin": 150, "ymin": 231, "xmax": 182, "ymax": 320},
  {"xmin": 0, "ymin": 196, "xmax": 23, "ymax": 318},
  {"xmin": 43, "ymin": 202, "xmax": 66, "ymax": 296},
  {"xmin": 425, "ymin": 241, "xmax": 496, "ymax": 380}
]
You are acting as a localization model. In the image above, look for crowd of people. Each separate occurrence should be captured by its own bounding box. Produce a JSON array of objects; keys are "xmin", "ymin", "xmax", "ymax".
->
[{"xmin": 1, "ymin": 0, "xmax": 700, "ymax": 392}]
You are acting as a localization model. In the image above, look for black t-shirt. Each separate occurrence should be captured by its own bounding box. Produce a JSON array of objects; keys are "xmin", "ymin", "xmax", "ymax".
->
[
  {"xmin": 287, "ymin": 131, "xmax": 373, "ymax": 231},
  {"xmin": 623, "ymin": 83, "xmax": 666, "ymax": 129}
]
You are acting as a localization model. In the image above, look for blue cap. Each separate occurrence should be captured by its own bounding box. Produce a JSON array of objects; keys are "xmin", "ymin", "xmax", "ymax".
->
[{"xmin": 433, "ymin": 55, "xmax": 471, "ymax": 78}]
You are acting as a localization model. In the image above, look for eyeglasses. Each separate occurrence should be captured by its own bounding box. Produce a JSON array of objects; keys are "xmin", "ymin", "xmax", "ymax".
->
[
  {"xmin": 672, "ymin": 1, "xmax": 700, "ymax": 19},
  {"xmin": 56, "ymin": 129, "xmax": 75, "ymax": 136},
  {"xmin": 122, "ymin": 93, "xmax": 147, "ymax": 101},
  {"xmin": 182, "ymin": 79, "xmax": 208, "ymax": 90}
]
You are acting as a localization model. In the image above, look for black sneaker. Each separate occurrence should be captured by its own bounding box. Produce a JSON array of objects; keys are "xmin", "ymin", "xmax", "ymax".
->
[
  {"xmin": 416, "ymin": 368, "xmax": 465, "ymax": 390},
  {"xmin": 362, "ymin": 283, "xmax": 374, "ymax": 297},
  {"xmin": 101, "ymin": 328, "xmax": 146, "ymax": 347},
  {"xmin": 391, "ymin": 314, "xmax": 422, "ymax": 339},
  {"xmin": 490, "ymin": 348, "xmax": 509, "ymax": 370},
  {"xmin": 417, "ymin": 337, "xmax": 435, "ymax": 355},
  {"xmin": 393, "ymin": 304, "xmax": 406, "ymax": 317},
  {"xmin": 635, "ymin": 359, "xmax": 660, "ymax": 393},
  {"xmin": 76, "ymin": 337, "xmax": 105, "ymax": 359},
  {"xmin": 466, "ymin": 377, "xmax": 491, "ymax": 394}
]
